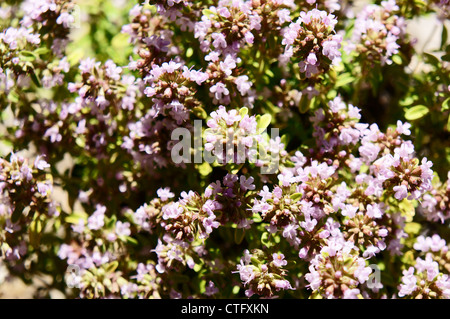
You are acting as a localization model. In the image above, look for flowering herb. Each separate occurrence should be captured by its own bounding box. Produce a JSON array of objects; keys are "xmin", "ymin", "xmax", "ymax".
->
[{"xmin": 0, "ymin": 0, "xmax": 449, "ymax": 299}]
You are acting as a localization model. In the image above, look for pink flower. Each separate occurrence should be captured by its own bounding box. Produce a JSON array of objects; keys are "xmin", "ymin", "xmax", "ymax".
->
[
  {"xmin": 87, "ymin": 205, "xmax": 106, "ymax": 230},
  {"xmin": 272, "ymin": 253, "xmax": 288, "ymax": 267},
  {"xmin": 157, "ymin": 187, "xmax": 175, "ymax": 201},
  {"xmin": 210, "ymin": 82, "xmax": 230, "ymax": 101},
  {"xmin": 393, "ymin": 185, "xmax": 408, "ymax": 200}
]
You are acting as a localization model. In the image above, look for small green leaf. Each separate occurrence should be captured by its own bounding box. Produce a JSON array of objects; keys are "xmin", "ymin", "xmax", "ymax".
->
[
  {"xmin": 229, "ymin": 163, "xmax": 244, "ymax": 174},
  {"xmin": 402, "ymin": 250, "xmax": 415, "ymax": 266},
  {"xmin": 391, "ymin": 55, "xmax": 402, "ymax": 65},
  {"xmin": 261, "ymin": 232, "xmax": 272, "ymax": 248},
  {"xmin": 192, "ymin": 106, "xmax": 207, "ymax": 119},
  {"xmin": 34, "ymin": 47, "xmax": 50, "ymax": 56},
  {"xmin": 202, "ymin": 9, "xmax": 214, "ymax": 17},
  {"xmin": 186, "ymin": 47, "xmax": 194, "ymax": 58},
  {"xmin": 67, "ymin": 48, "xmax": 85, "ymax": 65},
  {"xmin": 75, "ymin": 137, "xmax": 86, "ymax": 148},
  {"xmin": 29, "ymin": 216, "xmax": 44, "ymax": 249},
  {"xmin": 239, "ymin": 107, "xmax": 248, "ymax": 117},
  {"xmin": 400, "ymin": 96, "xmax": 416, "ymax": 107},
  {"xmin": 194, "ymin": 263, "xmax": 202, "ymax": 272},
  {"xmin": 65, "ymin": 212, "xmax": 87, "ymax": 224},
  {"xmin": 405, "ymin": 222, "xmax": 421, "ymax": 235},
  {"xmin": 335, "ymin": 73, "xmax": 354, "ymax": 87},
  {"xmin": 105, "ymin": 261, "xmax": 119, "ymax": 273},
  {"xmin": 11, "ymin": 202, "xmax": 24, "ymax": 223},
  {"xmin": 404, "ymin": 105, "xmax": 429, "ymax": 121},
  {"xmin": 19, "ymin": 51, "xmax": 37, "ymax": 62},
  {"xmin": 197, "ymin": 162, "xmax": 212, "ymax": 176},
  {"xmin": 234, "ymin": 228, "xmax": 245, "ymax": 245},
  {"xmin": 7, "ymin": 90, "xmax": 19, "ymax": 103},
  {"xmin": 298, "ymin": 95, "xmax": 312, "ymax": 114},
  {"xmin": 125, "ymin": 236, "xmax": 138, "ymax": 245},
  {"xmin": 252, "ymin": 213, "xmax": 262, "ymax": 223},
  {"xmin": 29, "ymin": 69, "xmax": 41, "ymax": 87},
  {"xmin": 442, "ymin": 25, "xmax": 448, "ymax": 50},
  {"xmin": 265, "ymin": 68, "xmax": 274, "ymax": 78},
  {"xmin": 399, "ymin": 199, "xmax": 416, "ymax": 222},
  {"xmin": 256, "ymin": 114, "xmax": 272, "ymax": 133},
  {"xmin": 280, "ymin": 134, "xmax": 288, "ymax": 146},
  {"xmin": 423, "ymin": 52, "xmax": 440, "ymax": 66},
  {"xmin": 442, "ymin": 97, "xmax": 450, "ymax": 111},
  {"xmin": 290, "ymin": 193, "xmax": 302, "ymax": 202}
]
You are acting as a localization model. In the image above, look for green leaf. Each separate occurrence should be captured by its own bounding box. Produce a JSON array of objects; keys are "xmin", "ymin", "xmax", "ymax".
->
[
  {"xmin": 186, "ymin": 47, "xmax": 193, "ymax": 58},
  {"xmin": 335, "ymin": 73, "xmax": 354, "ymax": 87},
  {"xmin": 256, "ymin": 114, "xmax": 272, "ymax": 133},
  {"xmin": 29, "ymin": 69, "xmax": 41, "ymax": 87},
  {"xmin": 67, "ymin": 48, "xmax": 85, "ymax": 65},
  {"xmin": 442, "ymin": 97, "xmax": 450, "ymax": 111},
  {"xmin": 298, "ymin": 95, "xmax": 312, "ymax": 114},
  {"xmin": 75, "ymin": 137, "xmax": 86, "ymax": 148},
  {"xmin": 11, "ymin": 202, "xmax": 24, "ymax": 223},
  {"xmin": 400, "ymin": 96, "xmax": 416, "ymax": 107},
  {"xmin": 404, "ymin": 105, "xmax": 429, "ymax": 121},
  {"xmin": 265, "ymin": 68, "xmax": 275, "ymax": 78},
  {"xmin": 442, "ymin": 25, "xmax": 448, "ymax": 50},
  {"xmin": 310, "ymin": 291, "xmax": 323, "ymax": 299},
  {"xmin": 29, "ymin": 216, "xmax": 44, "ymax": 249},
  {"xmin": 252, "ymin": 213, "xmax": 262, "ymax": 223},
  {"xmin": 105, "ymin": 261, "xmax": 119, "ymax": 273},
  {"xmin": 280, "ymin": 134, "xmax": 288, "ymax": 146},
  {"xmin": 401, "ymin": 250, "xmax": 415, "ymax": 266},
  {"xmin": 7, "ymin": 90, "xmax": 19, "ymax": 103},
  {"xmin": 19, "ymin": 51, "xmax": 37, "ymax": 62},
  {"xmin": 290, "ymin": 193, "xmax": 302, "ymax": 202},
  {"xmin": 34, "ymin": 47, "xmax": 50, "ymax": 56},
  {"xmin": 239, "ymin": 107, "xmax": 248, "ymax": 117},
  {"xmin": 106, "ymin": 215, "xmax": 117, "ymax": 228},
  {"xmin": 404, "ymin": 222, "xmax": 421, "ymax": 235},
  {"xmin": 202, "ymin": 9, "xmax": 214, "ymax": 17},
  {"xmin": 65, "ymin": 212, "xmax": 87, "ymax": 224},
  {"xmin": 192, "ymin": 106, "xmax": 207, "ymax": 119},
  {"xmin": 125, "ymin": 236, "xmax": 138, "ymax": 245},
  {"xmin": 442, "ymin": 54, "xmax": 450, "ymax": 62},
  {"xmin": 197, "ymin": 162, "xmax": 212, "ymax": 176},
  {"xmin": 234, "ymin": 228, "xmax": 245, "ymax": 245},
  {"xmin": 399, "ymin": 199, "xmax": 416, "ymax": 222},
  {"xmin": 423, "ymin": 52, "xmax": 440, "ymax": 66},
  {"xmin": 261, "ymin": 232, "xmax": 272, "ymax": 248},
  {"xmin": 391, "ymin": 55, "xmax": 402, "ymax": 65}
]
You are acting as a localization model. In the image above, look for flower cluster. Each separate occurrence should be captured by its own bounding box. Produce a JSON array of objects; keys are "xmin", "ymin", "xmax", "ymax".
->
[
  {"xmin": 195, "ymin": 1, "xmax": 263, "ymax": 57},
  {"xmin": 346, "ymin": 0, "xmax": 407, "ymax": 66},
  {"xmin": 0, "ymin": 153, "xmax": 57, "ymax": 262},
  {"xmin": 235, "ymin": 249, "xmax": 293, "ymax": 298},
  {"xmin": 305, "ymin": 237, "xmax": 373, "ymax": 299},
  {"xmin": 21, "ymin": 0, "xmax": 77, "ymax": 57},
  {"xmin": 421, "ymin": 172, "xmax": 450, "ymax": 223},
  {"xmin": 281, "ymin": 8, "xmax": 342, "ymax": 78},
  {"xmin": 398, "ymin": 254, "xmax": 450, "ymax": 299}
]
